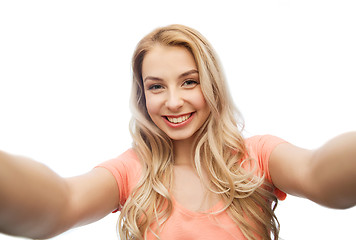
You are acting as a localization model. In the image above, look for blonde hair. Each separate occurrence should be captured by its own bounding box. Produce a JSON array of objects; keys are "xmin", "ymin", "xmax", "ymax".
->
[{"xmin": 119, "ymin": 24, "xmax": 279, "ymax": 240}]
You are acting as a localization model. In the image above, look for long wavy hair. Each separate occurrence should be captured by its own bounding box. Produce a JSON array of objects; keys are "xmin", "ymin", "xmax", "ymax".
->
[{"xmin": 118, "ymin": 24, "xmax": 279, "ymax": 240}]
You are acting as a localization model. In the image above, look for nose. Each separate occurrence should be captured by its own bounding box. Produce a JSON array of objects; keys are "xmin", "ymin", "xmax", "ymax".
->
[{"xmin": 165, "ymin": 89, "xmax": 184, "ymax": 111}]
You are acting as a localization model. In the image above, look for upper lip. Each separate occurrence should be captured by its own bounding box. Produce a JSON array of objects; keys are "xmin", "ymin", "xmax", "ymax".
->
[{"xmin": 163, "ymin": 112, "xmax": 193, "ymax": 118}]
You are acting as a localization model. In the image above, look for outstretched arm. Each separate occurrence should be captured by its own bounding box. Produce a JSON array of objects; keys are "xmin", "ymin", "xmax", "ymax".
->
[
  {"xmin": 0, "ymin": 150, "xmax": 119, "ymax": 239},
  {"xmin": 269, "ymin": 132, "xmax": 356, "ymax": 209}
]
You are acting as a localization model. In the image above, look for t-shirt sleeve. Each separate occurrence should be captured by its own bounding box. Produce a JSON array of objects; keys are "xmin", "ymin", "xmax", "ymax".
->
[
  {"xmin": 246, "ymin": 135, "xmax": 288, "ymax": 200},
  {"xmin": 95, "ymin": 149, "xmax": 141, "ymax": 211}
]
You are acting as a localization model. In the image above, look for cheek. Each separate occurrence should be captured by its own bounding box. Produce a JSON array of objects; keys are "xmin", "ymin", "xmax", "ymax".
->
[
  {"xmin": 192, "ymin": 90, "xmax": 208, "ymax": 110},
  {"xmin": 145, "ymin": 94, "xmax": 160, "ymax": 117}
]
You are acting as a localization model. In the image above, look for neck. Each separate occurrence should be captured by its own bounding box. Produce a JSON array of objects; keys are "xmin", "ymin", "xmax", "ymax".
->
[{"xmin": 173, "ymin": 138, "xmax": 195, "ymax": 166}]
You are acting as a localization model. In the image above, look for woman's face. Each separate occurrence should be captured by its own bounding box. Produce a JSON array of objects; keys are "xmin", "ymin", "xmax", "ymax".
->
[{"xmin": 142, "ymin": 45, "xmax": 210, "ymax": 142}]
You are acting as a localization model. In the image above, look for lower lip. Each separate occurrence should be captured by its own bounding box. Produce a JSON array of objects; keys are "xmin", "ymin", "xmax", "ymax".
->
[{"xmin": 163, "ymin": 113, "xmax": 195, "ymax": 128}]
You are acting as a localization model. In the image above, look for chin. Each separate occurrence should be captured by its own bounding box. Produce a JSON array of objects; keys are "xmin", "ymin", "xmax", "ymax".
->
[{"xmin": 167, "ymin": 132, "xmax": 196, "ymax": 142}]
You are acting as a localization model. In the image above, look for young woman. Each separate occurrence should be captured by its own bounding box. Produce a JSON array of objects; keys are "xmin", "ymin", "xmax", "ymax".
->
[{"xmin": 0, "ymin": 24, "xmax": 355, "ymax": 240}]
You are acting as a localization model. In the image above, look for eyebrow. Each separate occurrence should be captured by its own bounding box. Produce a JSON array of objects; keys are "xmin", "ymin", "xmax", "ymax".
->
[
  {"xmin": 143, "ymin": 69, "xmax": 199, "ymax": 83},
  {"xmin": 179, "ymin": 69, "xmax": 199, "ymax": 78}
]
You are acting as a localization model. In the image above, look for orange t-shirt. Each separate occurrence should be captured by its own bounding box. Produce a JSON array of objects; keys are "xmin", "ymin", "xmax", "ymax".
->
[{"xmin": 97, "ymin": 135, "xmax": 287, "ymax": 240}]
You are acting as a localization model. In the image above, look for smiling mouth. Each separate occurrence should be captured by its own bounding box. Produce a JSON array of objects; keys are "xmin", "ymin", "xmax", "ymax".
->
[{"xmin": 165, "ymin": 113, "xmax": 193, "ymax": 124}]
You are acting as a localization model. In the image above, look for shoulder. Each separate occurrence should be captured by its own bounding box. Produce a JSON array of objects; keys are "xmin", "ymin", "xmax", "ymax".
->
[
  {"xmin": 245, "ymin": 135, "xmax": 287, "ymax": 161},
  {"xmin": 96, "ymin": 149, "xmax": 142, "ymax": 205},
  {"xmin": 244, "ymin": 135, "xmax": 289, "ymax": 200},
  {"xmin": 98, "ymin": 149, "xmax": 141, "ymax": 172},
  {"xmin": 243, "ymin": 134, "xmax": 287, "ymax": 173},
  {"xmin": 245, "ymin": 134, "xmax": 287, "ymax": 150}
]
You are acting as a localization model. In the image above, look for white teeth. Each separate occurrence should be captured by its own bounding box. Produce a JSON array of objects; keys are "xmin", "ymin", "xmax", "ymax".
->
[{"xmin": 167, "ymin": 114, "xmax": 191, "ymax": 124}]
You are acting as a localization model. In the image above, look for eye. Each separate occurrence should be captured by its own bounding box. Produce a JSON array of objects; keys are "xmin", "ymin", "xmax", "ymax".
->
[
  {"xmin": 182, "ymin": 79, "xmax": 199, "ymax": 88},
  {"xmin": 147, "ymin": 84, "xmax": 164, "ymax": 92}
]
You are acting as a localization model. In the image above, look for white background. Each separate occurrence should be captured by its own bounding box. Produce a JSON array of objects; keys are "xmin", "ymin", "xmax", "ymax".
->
[{"xmin": 1, "ymin": 0, "xmax": 355, "ymax": 239}]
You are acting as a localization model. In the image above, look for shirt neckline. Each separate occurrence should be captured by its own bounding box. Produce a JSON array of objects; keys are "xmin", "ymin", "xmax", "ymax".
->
[{"xmin": 171, "ymin": 195, "xmax": 225, "ymax": 218}]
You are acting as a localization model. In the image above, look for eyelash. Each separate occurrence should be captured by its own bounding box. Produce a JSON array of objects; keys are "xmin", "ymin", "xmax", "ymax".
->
[
  {"xmin": 148, "ymin": 84, "xmax": 163, "ymax": 90},
  {"xmin": 183, "ymin": 79, "xmax": 199, "ymax": 86}
]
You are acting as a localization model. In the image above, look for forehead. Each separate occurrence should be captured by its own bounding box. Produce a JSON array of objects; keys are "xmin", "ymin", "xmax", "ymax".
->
[{"xmin": 142, "ymin": 45, "xmax": 197, "ymax": 79}]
